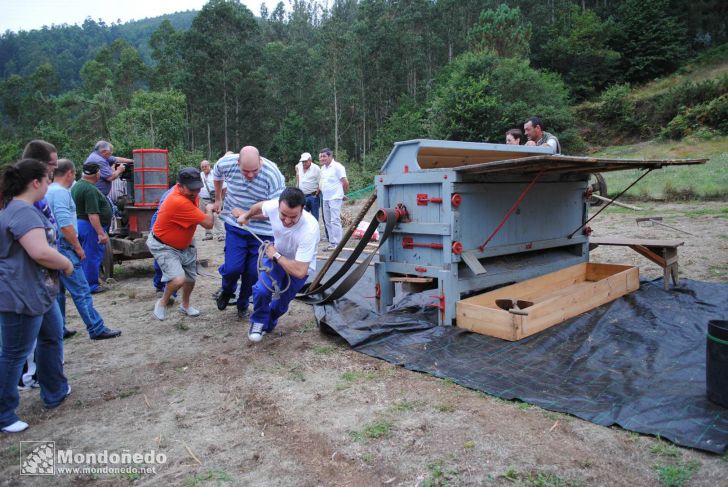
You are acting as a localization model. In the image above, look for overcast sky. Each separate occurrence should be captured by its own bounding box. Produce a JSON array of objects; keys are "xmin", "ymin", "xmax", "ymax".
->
[{"xmin": 1, "ymin": 0, "xmax": 281, "ymax": 33}]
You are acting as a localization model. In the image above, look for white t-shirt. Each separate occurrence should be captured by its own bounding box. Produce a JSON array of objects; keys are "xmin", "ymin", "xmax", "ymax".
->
[
  {"xmin": 295, "ymin": 162, "xmax": 321, "ymax": 195},
  {"xmin": 319, "ymin": 160, "xmax": 347, "ymax": 201},
  {"xmin": 200, "ymin": 171, "xmax": 225, "ymax": 199},
  {"xmin": 262, "ymin": 199, "xmax": 320, "ymax": 275}
]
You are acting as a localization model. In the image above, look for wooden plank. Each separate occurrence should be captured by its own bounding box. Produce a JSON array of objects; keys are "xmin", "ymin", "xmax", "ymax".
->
[
  {"xmin": 457, "ymin": 302, "xmax": 519, "ymax": 341},
  {"xmin": 456, "ymin": 263, "xmax": 639, "ymax": 341},
  {"xmin": 389, "ymin": 276, "xmax": 433, "ymax": 283},
  {"xmin": 630, "ymin": 245, "xmax": 667, "ymax": 268},
  {"xmin": 590, "ymin": 237, "xmax": 684, "ymax": 248},
  {"xmin": 461, "ymin": 263, "xmax": 587, "ymax": 307},
  {"xmin": 585, "ymin": 263, "xmax": 635, "ymax": 281},
  {"xmin": 521, "ymin": 268, "xmax": 639, "ymax": 338},
  {"xmin": 590, "ymin": 194, "xmax": 643, "ymax": 210},
  {"xmin": 453, "ymin": 154, "xmax": 706, "ymax": 176}
]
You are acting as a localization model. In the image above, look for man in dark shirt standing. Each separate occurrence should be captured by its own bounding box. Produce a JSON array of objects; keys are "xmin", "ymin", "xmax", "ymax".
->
[{"xmin": 71, "ymin": 162, "xmax": 112, "ymax": 294}]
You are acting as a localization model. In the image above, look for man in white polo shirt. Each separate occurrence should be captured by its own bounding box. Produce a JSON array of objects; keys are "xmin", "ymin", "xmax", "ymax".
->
[
  {"xmin": 233, "ymin": 187, "xmax": 319, "ymax": 342},
  {"xmin": 318, "ymin": 147, "xmax": 348, "ymax": 251},
  {"xmin": 295, "ymin": 152, "xmax": 321, "ymax": 222}
]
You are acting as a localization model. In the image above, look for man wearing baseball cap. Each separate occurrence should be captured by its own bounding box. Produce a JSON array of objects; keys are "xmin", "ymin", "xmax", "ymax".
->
[
  {"xmin": 147, "ymin": 167, "xmax": 216, "ymax": 320},
  {"xmin": 294, "ymin": 152, "xmax": 321, "ymax": 222},
  {"xmin": 71, "ymin": 161, "xmax": 113, "ymax": 294}
]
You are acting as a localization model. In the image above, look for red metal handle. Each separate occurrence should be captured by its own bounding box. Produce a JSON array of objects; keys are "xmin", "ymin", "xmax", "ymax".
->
[
  {"xmin": 402, "ymin": 236, "xmax": 443, "ymax": 250},
  {"xmin": 417, "ymin": 194, "xmax": 443, "ymax": 206},
  {"xmin": 451, "ymin": 193, "xmax": 462, "ymax": 208}
]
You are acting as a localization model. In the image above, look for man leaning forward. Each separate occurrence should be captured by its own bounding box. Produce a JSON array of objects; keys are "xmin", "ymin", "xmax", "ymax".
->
[
  {"xmin": 233, "ymin": 187, "xmax": 320, "ymax": 342},
  {"xmin": 147, "ymin": 168, "xmax": 215, "ymax": 320}
]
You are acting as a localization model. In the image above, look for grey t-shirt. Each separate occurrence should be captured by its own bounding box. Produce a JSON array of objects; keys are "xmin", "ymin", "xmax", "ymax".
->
[{"xmin": 0, "ymin": 199, "xmax": 60, "ymax": 315}]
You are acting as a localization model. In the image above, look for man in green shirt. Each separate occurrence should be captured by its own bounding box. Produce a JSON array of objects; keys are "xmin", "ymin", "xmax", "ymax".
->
[{"xmin": 71, "ymin": 162, "xmax": 112, "ymax": 294}]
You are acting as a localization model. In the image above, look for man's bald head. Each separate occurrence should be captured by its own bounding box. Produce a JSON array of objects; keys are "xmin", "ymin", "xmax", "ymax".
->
[{"xmin": 239, "ymin": 146, "xmax": 262, "ymax": 181}]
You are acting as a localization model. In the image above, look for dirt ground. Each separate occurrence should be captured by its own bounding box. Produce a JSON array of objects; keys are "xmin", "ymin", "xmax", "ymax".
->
[{"xmin": 1, "ymin": 201, "xmax": 726, "ymax": 486}]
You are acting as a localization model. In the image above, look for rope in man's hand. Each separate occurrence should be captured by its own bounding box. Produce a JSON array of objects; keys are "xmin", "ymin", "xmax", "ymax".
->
[{"xmin": 241, "ymin": 224, "xmax": 290, "ymax": 300}]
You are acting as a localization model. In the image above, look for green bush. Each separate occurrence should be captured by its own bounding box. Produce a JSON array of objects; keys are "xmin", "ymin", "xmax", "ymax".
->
[
  {"xmin": 559, "ymin": 128, "xmax": 588, "ymax": 154},
  {"xmin": 701, "ymin": 94, "xmax": 728, "ymax": 133},
  {"xmin": 598, "ymin": 84, "xmax": 639, "ymax": 131},
  {"xmin": 661, "ymin": 114, "xmax": 691, "ymax": 139},
  {"xmin": 653, "ymin": 76, "xmax": 728, "ymax": 126}
]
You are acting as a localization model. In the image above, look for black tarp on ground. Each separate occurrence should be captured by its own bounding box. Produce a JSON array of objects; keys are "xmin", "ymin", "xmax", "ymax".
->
[{"xmin": 312, "ymin": 268, "xmax": 728, "ymax": 454}]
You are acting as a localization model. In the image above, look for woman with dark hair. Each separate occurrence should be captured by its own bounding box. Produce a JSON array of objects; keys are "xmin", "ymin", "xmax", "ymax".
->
[
  {"xmin": 505, "ymin": 128, "xmax": 523, "ymax": 145},
  {"xmin": 0, "ymin": 159, "xmax": 73, "ymax": 433}
]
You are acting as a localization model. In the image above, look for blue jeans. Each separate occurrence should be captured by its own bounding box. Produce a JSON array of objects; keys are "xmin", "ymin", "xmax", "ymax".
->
[
  {"xmin": 77, "ymin": 220, "xmax": 106, "ymax": 293},
  {"xmin": 57, "ymin": 245, "xmax": 106, "ymax": 337},
  {"xmin": 250, "ymin": 257, "xmax": 308, "ymax": 332},
  {"xmin": 304, "ymin": 194, "xmax": 320, "ymax": 222},
  {"xmin": 0, "ymin": 302, "xmax": 68, "ymax": 427},
  {"xmin": 219, "ymin": 224, "xmax": 273, "ymax": 311}
]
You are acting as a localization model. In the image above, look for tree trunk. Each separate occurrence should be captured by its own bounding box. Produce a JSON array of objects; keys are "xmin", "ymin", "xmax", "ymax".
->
[
  {"xmin": 235, "ymin": 95, "xmax": 240, "ymax": 151},
  {"xmin": 207, "ymin": 123, "xmax": 212, "ymax": 160},
  {"xmin": 149, "ymin": 112, "xmax": 155, "ymax": 147},
  {"xmin": 223, "ymin": 85, "xmax": 229, "ymax": 152}
]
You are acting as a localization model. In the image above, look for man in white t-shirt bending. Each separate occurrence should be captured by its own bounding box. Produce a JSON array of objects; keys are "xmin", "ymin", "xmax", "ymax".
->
[
  {"xmin": 233, "ymin": 187, "xmax": 320, "ymax": 342},
  {"xmin": 318, "ymin": 148, "xmax": 348, "ymax": 251}
]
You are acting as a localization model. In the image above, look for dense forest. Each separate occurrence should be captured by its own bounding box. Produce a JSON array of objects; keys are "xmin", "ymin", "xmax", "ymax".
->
[{"xmin": 1, "ymin": 0, "xmax": 727, "ymax": 187}]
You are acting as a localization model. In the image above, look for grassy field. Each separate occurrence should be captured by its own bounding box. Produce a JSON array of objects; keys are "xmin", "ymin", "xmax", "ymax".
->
[{"xmin": 594, "ymin": 135, "xmax": 728, "ymax": 200}]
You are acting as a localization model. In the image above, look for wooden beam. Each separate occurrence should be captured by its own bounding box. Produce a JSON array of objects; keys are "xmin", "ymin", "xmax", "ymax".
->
[{"xmin": 389, "ymin": 276, "xmax": 433, "ymax": 283}]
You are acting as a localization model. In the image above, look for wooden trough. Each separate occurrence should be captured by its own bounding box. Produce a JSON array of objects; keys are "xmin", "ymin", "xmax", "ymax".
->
[{"xmin": 457, "ymin": 262, "xmax": 640, "ymax": 341}]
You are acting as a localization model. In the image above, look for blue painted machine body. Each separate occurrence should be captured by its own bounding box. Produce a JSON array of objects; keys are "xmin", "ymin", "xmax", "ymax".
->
[{"xmin": 374, "ymin": 139, "xmax": 590, "ymax": 325}]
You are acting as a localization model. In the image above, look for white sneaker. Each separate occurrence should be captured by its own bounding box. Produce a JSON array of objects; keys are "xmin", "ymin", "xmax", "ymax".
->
[
  {"xmin": 18, "ymin": 379, "xmax": 40, "ymax": 391},
  {"xmin": 248, "ymin": 322, "xmax": 266, "ymax": 342},
  {"xmin": 154, "ymin": 299, "xmax": 167, "ymax": 321},
  {"xmin": 1, "ymin": 420, "xmax": 29, "ymax": 433},
  {"xmin": 179, "ymin": 304, "xmax": 200, "ymax": 317}
]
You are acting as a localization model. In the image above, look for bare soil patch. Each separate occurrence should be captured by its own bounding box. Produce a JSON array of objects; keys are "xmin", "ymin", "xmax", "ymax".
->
[{"xmin": 1, "ymin": 201, "xmax": 726, "ymax": 486}]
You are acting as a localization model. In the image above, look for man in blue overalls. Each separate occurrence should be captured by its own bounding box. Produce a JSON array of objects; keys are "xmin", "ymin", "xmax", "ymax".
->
[{"xmin": 233, "ymin": 187, "xmax": 320, "ymax": 342}]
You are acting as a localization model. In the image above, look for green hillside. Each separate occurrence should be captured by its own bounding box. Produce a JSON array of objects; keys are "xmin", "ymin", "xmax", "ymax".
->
[{"xmin": 596, "ymin": 136, "xmax": 728, "ymax": 200}]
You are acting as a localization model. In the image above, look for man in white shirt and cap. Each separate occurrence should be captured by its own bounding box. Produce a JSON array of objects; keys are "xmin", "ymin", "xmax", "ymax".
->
[{"xmin": 295, "ymin": 152, "xmax": 321, "ymax": 222}]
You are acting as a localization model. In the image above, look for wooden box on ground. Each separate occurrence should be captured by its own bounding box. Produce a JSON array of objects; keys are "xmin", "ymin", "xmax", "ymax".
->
[{"xmin": 457, "ymin": 263, "xmax": 640, "ymax": 341}]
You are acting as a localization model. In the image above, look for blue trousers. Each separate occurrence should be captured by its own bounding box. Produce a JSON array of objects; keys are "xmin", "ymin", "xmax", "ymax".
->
[
  {"xmin": 77, "ymin": 220, "xmax": 106, "ymax": 293},
  {"xmin": 219, "ymin": 224, "xmax": 273, "ymax": 311},
  {"xmin": 0, "ymin": 302, "xmax": 68, "ymax": 427},
  {"xmin": 304, "ymin": 194, "xmax": 320, "ymax": 222},
  {"xmin": 250, "ymin": 258, "xmax": 308, "ymax": 332},
  {"xmin": 57, "ymin": 245, "xmax": 106, "ymax": 337},
  {"xmin": 153, "ymin": 259, "xmax": 164, "ymax": 291}
]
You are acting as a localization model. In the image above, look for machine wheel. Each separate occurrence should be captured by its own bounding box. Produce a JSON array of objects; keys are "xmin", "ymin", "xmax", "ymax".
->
[
  {"xmin": 589, "ymin": 173, "xmax": 608, "ymax": 206},
  {"xmin": 100, "ymin": 241, "xmax": 115, "ymax": 281}
]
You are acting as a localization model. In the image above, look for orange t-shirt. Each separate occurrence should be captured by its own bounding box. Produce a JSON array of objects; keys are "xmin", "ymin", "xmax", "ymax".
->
[{"xmin": 152, "ymin": 185, "xmax": 205, "ymax": 250}]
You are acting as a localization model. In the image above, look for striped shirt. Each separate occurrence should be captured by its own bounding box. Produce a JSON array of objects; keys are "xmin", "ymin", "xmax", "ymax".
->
[{"xmin": 212, "ymin": 153, "xmax": 285, "ymax": 236}]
